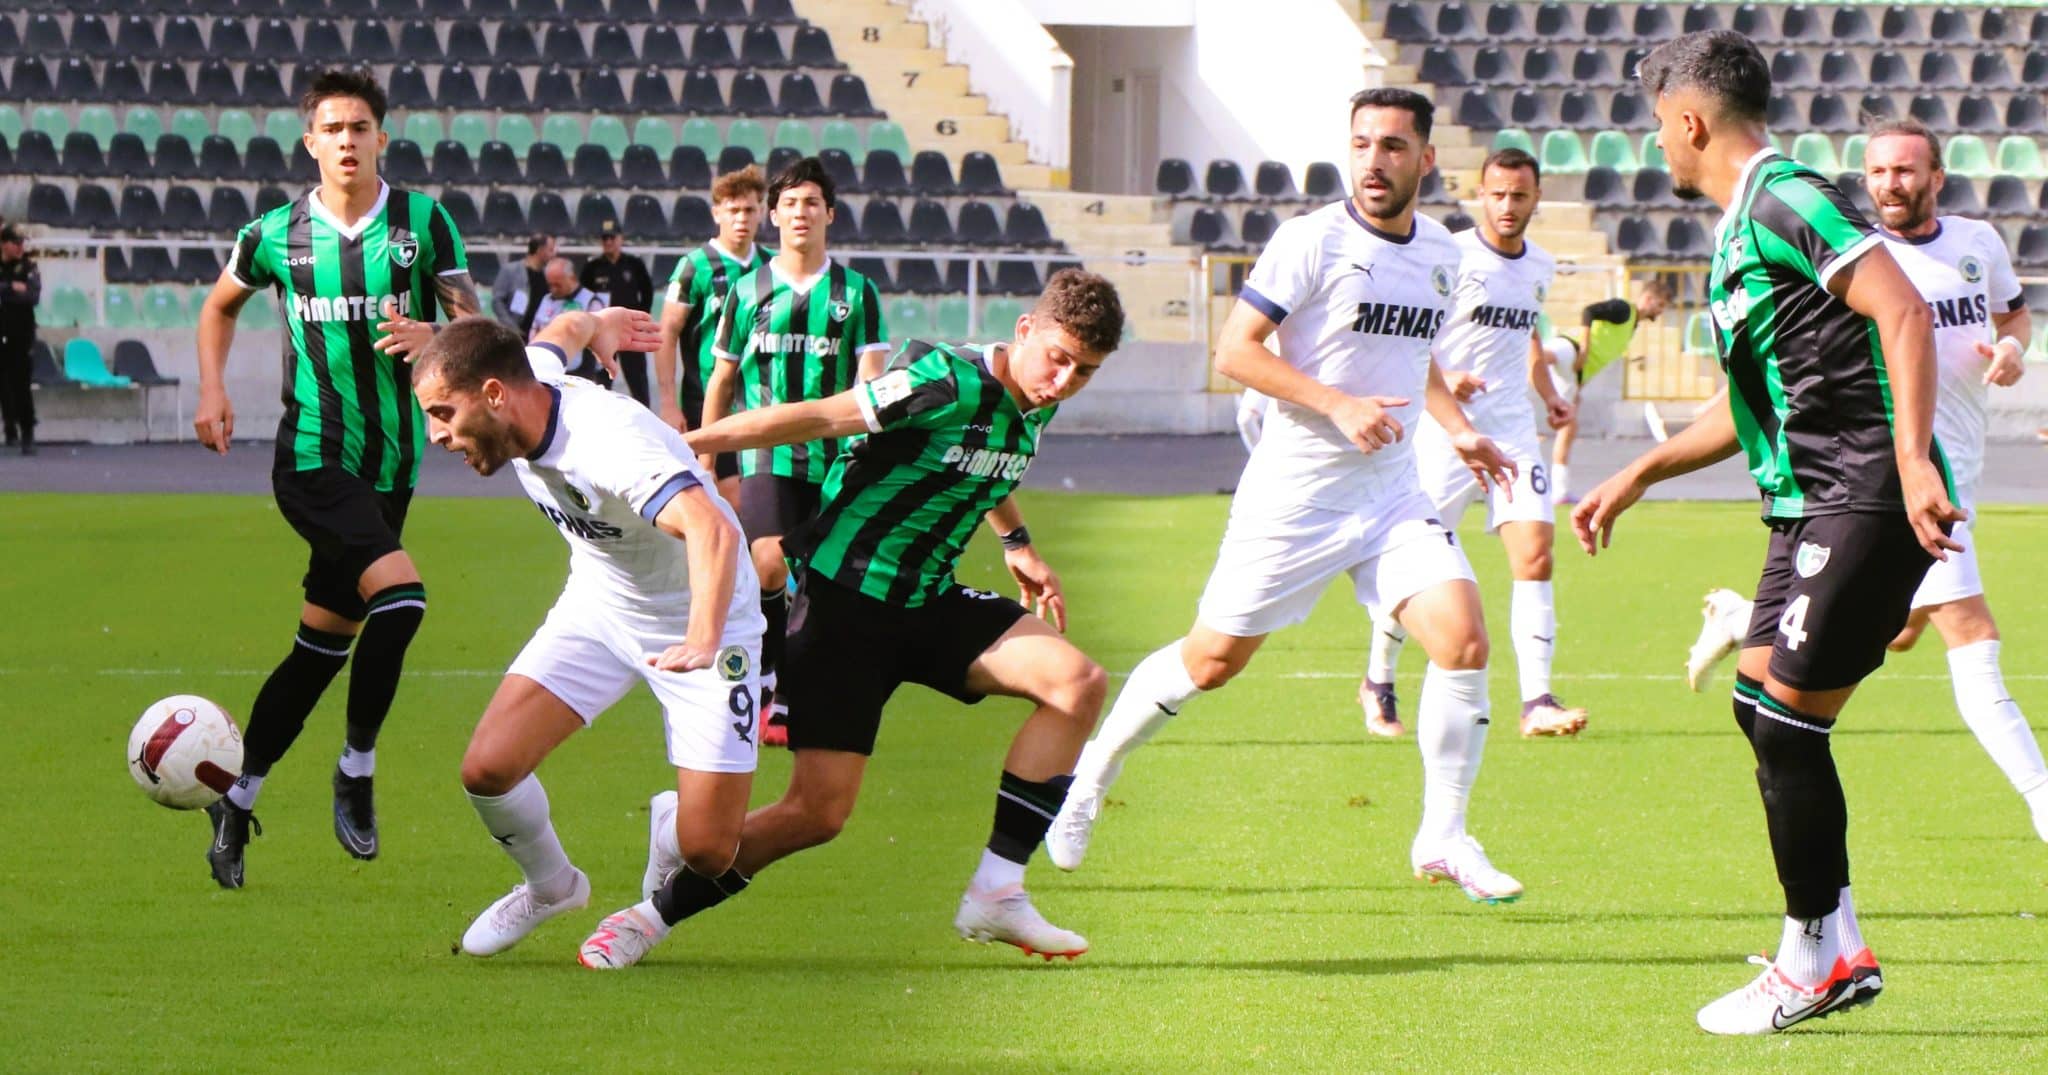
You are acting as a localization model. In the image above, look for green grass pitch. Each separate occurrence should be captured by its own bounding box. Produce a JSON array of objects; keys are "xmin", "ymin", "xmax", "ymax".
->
[{"xmin": 3, "ymin": 491, "xmax": 2044, "ymax": 1072}]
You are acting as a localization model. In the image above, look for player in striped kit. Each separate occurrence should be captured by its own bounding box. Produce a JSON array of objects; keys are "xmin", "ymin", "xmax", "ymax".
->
[{"xmin": 573, "ymin": 269, "xmax": 1127, "ymax": 969}]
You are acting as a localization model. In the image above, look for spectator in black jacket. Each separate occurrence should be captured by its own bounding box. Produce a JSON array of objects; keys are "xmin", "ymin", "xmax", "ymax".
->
[
  {"xmin": 0, "ymin": 226, "xmax": 41, "ymax": 455},
  {"xmin": 579, "ymin": 222, "xmax": 656, "ymax": 406}
]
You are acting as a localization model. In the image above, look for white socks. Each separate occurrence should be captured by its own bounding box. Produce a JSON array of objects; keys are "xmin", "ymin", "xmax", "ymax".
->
[
  {"xmin": 468, "ymin": 774, "xmax": 578, "ymax": 903},
  {"xmin": 1551, "ymin": 462, "xmax": 1571, "ymax": 502},
  {"xmin": 1367, "ymin": 617, "xmax": 1407, "ymax": 683},
  {"xmin": 1835, "ymin": 885, "xmax": 1866, "ymax": 957},
  {"xmin": 226, "ymin": 772, "xmax": 265, "ymax": 810},
  {"xmin": 1510, "ymin": 579, "xmax": 1556, "ymax": 703},
  {"xmin": 339, "ymin": 746, "xmax": 375, "ymax": 779},
  {"xmin": 1416, "ymin": 664, "xmax": 1490, "ymax": 846},
  {"xmin": 970, "ymin": 848, "xmax": 1027, "ymax": 893},
  {"xmin": 1072, "ymin": 640, "xmax": 1203, "ymax": 794},
  {"xmin": 1947, "ymin": 641, "xmax": 2048, "ymax": 806},
  {"xmin": 1777, "ymin": 911, "xmax": 1842, "ymax": 989}
]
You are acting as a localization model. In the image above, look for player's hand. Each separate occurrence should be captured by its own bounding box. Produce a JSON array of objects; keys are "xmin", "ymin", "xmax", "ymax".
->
[
  {"xmin": 374, "ymin": 315, "xmax": 437, "ymax": 360},
  {"xmin": 589, "ymin": 307, "xmax": 663, "ymax": 378},
  {"xmin": 1450, "ymin": 429, "xmax": 1517, "ymax": 498},
  {"xmin": 1543, "ymin": 393, "xmax": 1575, "ymax": 430},
  {"xmin": 1329, "ymin": 395, "xmax": 1410, "ymax": 455},
  {"xmin": 1444, "ymin": 371, "xmax": 1487, "ymax": 402},
  {"xmin": 1004, "ymin": 546, "xmax": 1067, "ymax": 633},
  {"xmin": 646, "ymin": 640, "xmax": 718, "ymax": 673},
  {"xmin": 1899, "ymin": 456, "xmax": 1967, "ymax": 561},
  {"xmin": 194, "ymin": 388, "xmax": 234, "ymax": 454},
  {"xmin": 1570, "ymin": 472, "xmax": 1646, "ymax": 556},
  {"xmin": 661, "ymin": 399, "xmax": 689, "ymax": 432},
  {"xmin": 1976, "ymin": 338, "xmax": 2025, "ymax": 388}
]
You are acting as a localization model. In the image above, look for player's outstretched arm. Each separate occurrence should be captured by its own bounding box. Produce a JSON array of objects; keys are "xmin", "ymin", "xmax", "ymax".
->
[
  {"xmin": 1833, "ymin": 246, "xmax": 1965, "ymax": 558},
  {"xmin": 1529, "ymin": 332, "xmax": 1573, "ymax": 428},
  {"xmin": 1424, "ymin": 360, "xmax": 1517, "ymax": 495},
  {"xmin": 1570, "ymin": 400, "xmax": 1739, "ymax": 556},
  {"xmin": 654, "ymin": 299, "xmax": 694, "ymax": 430},
  {"xmin": 531, "ymin": 307, "xmax": 663, "ymax": 377},
  {"xmin": 433, "ymin": 270, "xmax": 482, "ymax": 320},
  {"xmin": 1213, "ymin": 299, "xmax": 1408, "ymax": 454},
  {"xmin": 986, "ymin": 496, "xmax": 1065, "ymax": 632},
  {"xmin": 194, "ymin": 271, "xmax": 259, "ymax": 453},
  {"xmin": 646, "ymin": 485, "xmax": 742, "ymax": 672},
  {"xmin": 687, "ymin": 389, "xmax": 870, "ymax": 455}
]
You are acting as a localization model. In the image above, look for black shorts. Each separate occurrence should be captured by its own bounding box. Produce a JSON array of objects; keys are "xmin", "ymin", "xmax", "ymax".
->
[
  {"xmin": 1744, "ymin": 510, "xmax": 1935, "ymax": 692},
  {"xmin": 737, "ymin": 474, "xmax": 821, "ymax": 543},
  {"xmin": 677, "ymin": 383, "xmax": 739, "ymax": 481},
  {"xmin": 272, "ymin": 467, "xmax": 413, "ymax": 621},
  {"xmin": 780, "ymin": 570, "xmax": 1030, "ymax": 756}
]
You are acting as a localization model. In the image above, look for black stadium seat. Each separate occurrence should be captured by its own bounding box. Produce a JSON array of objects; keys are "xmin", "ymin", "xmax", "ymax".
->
[
  {"xmin": 959, "ymin": 152, "xmax": 1005, "ymax": 196},
  {"xmin": 154, "ymin": 135, "xmax": 199, "ymax": 180},
  {"xmin": 438, "ymin": 64, "xmax": 484, "ymax": 110},
  {"xmin": 388, "ymin": 63, "xmax": 433, "ymax": 108},
  {"xmin": 861, "ymin": 200, "xmax": 908, "ymax": 246},
  {"xmin": 778, "ymin": 73, "xmax": 825, "ymax": 116},
  {"xmin": 1205, "ymin": 160, "xmax": 1245, "ymax": 198},
  {"xmin": 163, "ymin": 186, "xmax": 207, "ymax": 232},
  {"xmin": 525, "ymin": 143, "xmax": 570, "ymax": 186},
  {"xmin": 956, "ymin": 200, "xmax": 1001, "ymax": 246},
  {"xmin": 742, "ymin": 24, "xmax": 787, "ymax": 67},
  {"xmin": 620, "ymin": 144, "xmax": 665, "ymax": 188},
  {"xmin": 729, "ymin": 71, "xmax": 774, "ymax": 114},
  {"xmin": 199, "ymin": 135, "xmax": 241, "ymax": 179},
  {"xmin": 580, "ymin": 67, "xmax": 627, "ymax": 111},
  {"xmin": 71, "ymin": 183, "xmax": 118, "ymax": 231},
  {"xmin": 496, "ymin": 24, "xmax": 540, "ymax": 64},
  {"xmin": 1003, "ymin": 203, "xmax": 1053, "ymax": 247},
  {"xmin": 575, "ymin": 193, "xmax": 618, "ymax": 237},
  {"xmin": 438, "ymin": 189, "xmax": 481, "ymax": 238},
  {"xmin": 486, "ymin": 65, "xmax": 532, "ymax": 110},
  {"xmin": 1956, "ymin": 95, "xmax": 1998, "ymax": 130},
  {"xmin": 673, "ymin": 196, "xmax": 715, "ymax": 241},
  {"xmin": 716, "ymin": 145, "xmax": 754, "ymax": 174},
  {"xmin": 571, "ymin": 143, "xmax": 617, "ymax": 186},
  {"xmin": 1156, "ymin": 158, "xmax": 1194, "ymax": 196},
  {"xmin": 632, "ymin": 68, "xmax": 677, "ymax": 110},
  {"xmin": 683, "ymin": 70, "xmax": 726, "ymax": 112},
  {"xmin": 244, "ymin": 137, "xmax": 289, "ymax": 183},
  {"xmin": 432, "ymin": 140, "xmax": 475, "ymax": 184},
  {"xmin": 593, "ymin": 24, "xmax": 634, "ymax": 64},
  {"xmin": 819, "ymin": 148, "xmax": 860, "ymax": 192},
  {"xmin": 61, "ymin": 133, "xmax": 107, "ymax": 177},
  {"xmin": 546, "ymin": 23, "xmax": 590, "ymax": 66},
  {"xmin": 385, "ymin": 139, "xmax": 431, "ymax": 185},
  {"xmin": 862, "ymin": 150, "xmax": 910, "ymax": 195},
  {"xmin": 693, "ymin": 24, "xmax": 737, "ymax": 66},
  {"xmin": 911, "ymin": 150, "xmax": 956, "ymax": 195},
  {"xmin": 829, "ymin": 74, "xmax": 880, "ymax": 116},
  {"xmin": 482, "ymin": 190, "xmax": 528, "ymax": 236},
  {"xmin": 208, "ymin": 187, "xmax": 253, "ymax": 233},
  {"xmin": 908, "ymin": 199, "xmax": 953, "ymax": 245},
  {"xmin": 1241, "ymin": 208, "xmax": 1278, "ymax": 246},
  {"xmin": 792, "ymin": 25, "xmax": 838, "ymax": 66},
  {"xmin": 764, "ymin": 146, "xmax": 801, "ymax": 180},
  {"xmin": 643, "ymin": 26, "xmax": 686, "ymax": 66},
  {"xmin": 102, "ymin": 60, "xmax": 147, "ymax": 102},
  {"xmin": 624, "ymin": 193, "xmax": 673, "ymax": 240},
  {"xmin": 535, "ymin": 64, "xmax": 580, "ymax": 108},
  {"xmin": 528, "ymin": 191, "xmax": 573, "ymax": 235},
  {"xmin": 668, "ymin": 146, "xmax": 712, "ymax": 189},
  {"xmin": 1583, "ymin": 166, "xmax": 1627, "ymax": 207},
  {"xmin": 354, "ymin": 21, "xmax": 399, "ymax": 62},
  {"xmin": 244, "ymin": 63, "xmax": 287, "ymax": 107},
  {"xmin": 107, "ymin": 133, "xmax": 151, "ymax": 178}
]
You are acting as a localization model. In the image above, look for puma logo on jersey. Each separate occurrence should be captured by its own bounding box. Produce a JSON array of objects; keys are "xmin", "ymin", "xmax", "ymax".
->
[
  {"xmin": 940, "ymin": 444, "xmax": 1031, "ymax": 480},
  {"xmin": 1350, "ymin": 302, "xmax": 1447, "ymax": 339},
  {"xmin": 532, "ymin": 499, "xmax": 625, "ymax": 541},
  {"xmin": 747, "ymin": 331, "xmax": 838, "ymax": 357},
  {"xmin": 293, "ymin": 290, "xmax": 412, "ymax": 323},
  {"xmin": 1470, "ymin": 305, "xmax": 1541, "ymax": 331}
]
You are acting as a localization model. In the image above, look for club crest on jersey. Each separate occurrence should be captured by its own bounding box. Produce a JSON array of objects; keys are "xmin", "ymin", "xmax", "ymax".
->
[
  {"xmin": 1958, "ymin": 256, "xmax": 1983, "ymax": 284},
  {"xmin": 1795, "ymin": 541, "xmax": 1831, "ymax": 579},
  {"xmin": 830, "ymin": 300, "xmax": 852, "ymax": 323},
  {"xmin": 717, "ymin": 645, "xmax": 749, "ymax": 682},
  {"xmin": 562, "ymin": 484, "xmax": 591, "ymax": 512},
  {"xmin": 389, "ymin": 234, "xmax": 418, "ymax": 269},
  {"xmin": 1534, "ymin": 282, "xmax": 1548, "ymax": 302},
  {"xmin": 1431, "ymin": 265, "xmax": 1455, "ymax": 296}
]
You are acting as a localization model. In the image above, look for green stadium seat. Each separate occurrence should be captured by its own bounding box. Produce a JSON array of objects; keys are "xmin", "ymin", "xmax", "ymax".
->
[
  {"xmin": 982, "ymin": 298, "xmax": 1025, "ymax": 336},
  {"xmin": 1791, "ymin": 133, "xmax": 1840, "ymax": 175},
  {"xmin": 680, "ymin": 117, "xmax": 722, "ymax": 157},
  {"xmin": 63, "ymin": 339, "xmax": 132, "ymax": 387},
  {"xmin": 496, "ymin": 115, "xmax": 538, "ymax": 157},
  {"xmin": 171, "ymin": 109, "xmax": 211, "ymax": 148},
  {"xmin": 1684, "ymin": 310, "xmax": 1715, "ymax": 355},
  {"xmin": 588, "ymin": 115, "xmax": 630, "ymax": 157},
  {"xmin": 265, "ymin": 110, "xmax": 303, "ymax": 150},
  {"xmin": 866, "ymin": 121, "xmax": 911, "ymax": 164},
  {"xmin": 1840, "ymin": 134, "xmax": 1867, "ymax": 173},
  {"xmin": 186, "ymin": 288, "xmax": 210, "ymax": 327},
  {"xmin": 1539, "ymin": 130, "xmax": 1588, "ymax": 175},
  {"xmin": 42, "ymin": 286, "xmax": 91, "ymax": 328},
  {"xmin": 31, "ymin": 106, "xmax": 69, "ymax": 141},
  {"xmin": 631, "ymin": 117, "xmax": 676, "ymax": 156},
  {"xmin": 819, "ymin": 119, "xmax": 863, "ymax": 163},
  {"xmin": 0, "ymin": 105, "xmax": 22, "ymax": 145},
  {"xmin": 215, "ymin": 110, "xmax": 258, "ymax": 153},
  {"xmin": 238, "ymin": 294, "xmax": 278, "ymax": 330},
  {"xmin": 383, "ymin": 114, "xmax": 398, "ymax": 139},
  {"xmin": 450, "ymin": 113, "xmax": 492, "ymax": 156},
  {"xmin": 1995, "ymin": 136, "xmax": 2045, "ymax": 181},
  {"xmin": 1944, "ymin": 135, "xmax": 1993, "ymax": 179},
  {"xmin": 404, "ymin": 114, "xmax": 445, "ymax": 150},
  {"xmin": 122, "ymin": 107, "xmax": 163, "ymax": 145},
  {"xmin": 75, "ymin": 106, "xmax": 117, "ymax": 148},
  {"xmin": 726, "ymin": 119, "xmax": 769, "ymax": 161},
  {"xmin": 540, "ymin": 114, "xmax": 584, "ymax": 151},
  {"xmin": 103, "ymin": 287, "xmax": 141, "ymax": 330},
  {"xmin": 888, "ymin": 296, "xmax": 932, "ymax": 339},
  {"xmin": 1639, "ymin": 132, "xmax": 1666, "ymax": 173},
  {"xmin": 772, "ymin": 120, "xmax": 816, "ymax": 156},
  {"xmin": 1491, "ymin": 128, "xmax": 1534, "ymax": 155},
  {"xmin": 141, "ymin": 286, "xmax": 189, "ymax": 330},
  {"xmin": 1588, "ymin": 130, "xmax": 1637, "ymax": 172},
  {"xmin": 935, "ymin": 296, "xmax": 972, "ymax": 339}
]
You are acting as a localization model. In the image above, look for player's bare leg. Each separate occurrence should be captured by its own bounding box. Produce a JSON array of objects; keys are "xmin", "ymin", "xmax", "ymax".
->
[
  {"xmin": 1916, "ymin": 598, "xmax": 2048, "ymax": 840},
  {"xmin": 1499, "ymin": 520, "xmax": 1583, "ymax": 737},
  {"xmin": 457, "ymin": 676, "xmax": 592, "ymax": 956},
  {"xmin": 1050, "ymin": 627, "xmax": 1266, "ymax": 870},
  {"xmin": 1398, "ymin": 579, "xmax": 1520, "ymax": 903},
  {"xmin": 582, "ymin": 766, "xmax": 752, "ymax": 969}
]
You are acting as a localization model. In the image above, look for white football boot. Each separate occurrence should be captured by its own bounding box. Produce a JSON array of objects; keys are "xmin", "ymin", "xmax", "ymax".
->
[
  {"xmin": 460, "ymin": 867, "xmax": 591, "ymax": 957},
  {"xmin": 1686, "ymin": 589, "xmax": 1751, "ymax": 692},
  {"xmin": 1411, "ymin": 834, "xmax": 1523, "ymax": 904},
  {"xmin": 1044, "ymin": 783, "xmax": 1102, "ymax": 872},
  {"xmin": 578, "ymin": 904, "xmax": 669, "ymax": 970},
  {"xmin": 954, "ymin": 885, "xmax": 1088, "ymax": 961},
  {"xmin": 642, "ymin": 790, "xmax": 681, "ymax": 901},
  {"xmin": 1696, "ymin": 955, "xmax": 1861, "ymax": 1035}
]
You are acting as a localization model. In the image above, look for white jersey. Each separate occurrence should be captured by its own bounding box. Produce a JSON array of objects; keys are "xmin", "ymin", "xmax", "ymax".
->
[
  {"xmin": 1236, "ymin": 201, "xmax": 1462, "ymax": 511},
  {"xmin": 1430, "ymin": 229, "xmax": 1555, "ymax": 434},
  {"xmin": 514, "ymin": 343, "xmax": 765, "ymax": 631},
  {"xmin": 1880, "ymin": 216, "xmax": 2022, "ymax": 507}
]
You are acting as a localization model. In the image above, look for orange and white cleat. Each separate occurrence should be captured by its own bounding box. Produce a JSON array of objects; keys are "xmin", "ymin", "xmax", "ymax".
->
[
  {"xmin": 1843, "ymin": 947, "xmax": 1883, "ymax": 1008},
  {"xmin": 1696, "ymin": 954, "xmax": 1863, "ymax": 1035},
  {"xmin": 954, "ymin": 885, "xmax": 1087, "ymax": 961},
  {"xmin": 1519, "ymin": 694, "xmax": 1587, "ymax": 737},
  {"xmin": 578, "ymin": 904, "xmax": 668, "ymax": 970},
  {"xmin": 1359, "ymin": 678, "xmax": 1405, "ymax": 739}
]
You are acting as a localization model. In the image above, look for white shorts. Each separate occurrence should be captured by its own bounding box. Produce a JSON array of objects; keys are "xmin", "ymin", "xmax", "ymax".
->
[
  {"xmin": 1195, "ymin": 488, "xmax": 1477, "ymax": 638},
  {"xmin": 1911, "ymin": 519, "xmax": 1982, "ymax": 609},
  {"xmin": 508, "ymin": 597, "xmax": 763, "ymax": 773},
  {"xmin": 1414, "ymin": 417, "xmax": 1553, "ymax": 533}
]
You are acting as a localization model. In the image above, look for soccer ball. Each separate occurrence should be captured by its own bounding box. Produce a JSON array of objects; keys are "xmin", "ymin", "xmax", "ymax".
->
[{"xmin": 128, "ymin": 695, "xmax": 244, "ymax": 810}]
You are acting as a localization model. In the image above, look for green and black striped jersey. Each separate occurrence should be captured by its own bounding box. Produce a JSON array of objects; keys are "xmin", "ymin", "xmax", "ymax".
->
[
  {"xmin": 665, "ymin": 240, "xmax": 771, "ymax": 416},
  {"xmin": 712, "ymin": 259, "xmax": 887, "ymax": 483},
  {"xmin": 1708, "ymin": 150, "xmax": 1949, "ymax": 520},
  {"xmin": 229, "ymin": 182, "xmax": 467, "ymax": 492},
  {"xmin": 785, "ymin": 341, "xmax": 1053, "ymax": 607}
]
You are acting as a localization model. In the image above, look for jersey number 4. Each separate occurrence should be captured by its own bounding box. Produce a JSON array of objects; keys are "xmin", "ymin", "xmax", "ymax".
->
[{"xmin": 1778, "ymin": 594, "xmax": 1812, "ymax": 652}]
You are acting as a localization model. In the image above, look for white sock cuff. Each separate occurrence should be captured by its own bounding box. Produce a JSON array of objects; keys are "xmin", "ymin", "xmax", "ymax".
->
[
  {"xmin": 1149, "ymin": 640, "xmax": 1203, "ymax": 712},
  {"xmin": 468, "ymin": 772, "xmax": 545, "ymax": 811},
  {"xmin": 1947, "ymin": 638, "xmax": 2001, "ymax": 673},
  {"xmin": 1426, "ymin": 663, "xmax": 1489, "ymax": 700}
]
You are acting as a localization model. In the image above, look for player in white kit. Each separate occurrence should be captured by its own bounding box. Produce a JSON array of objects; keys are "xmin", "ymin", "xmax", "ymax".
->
[
  {"xmin": 1685, "ymin": 120, "xmax": 2044, "ymax": 841},
  {"xmin": 407, "ymin": 309, "xmax": 772, "ymax": 958},
  {"xmin": 1362, "ymin": 147, "xmax": 1588, "ymax": 741},
  {"xmin": 1048, "ymin": 90, "xmax": 1526, "ymax": 903}
]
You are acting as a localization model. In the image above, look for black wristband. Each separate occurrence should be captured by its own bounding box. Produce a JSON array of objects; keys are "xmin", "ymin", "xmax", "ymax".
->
[{"xmin": 999, "ymin": 525, "xmax": 1032, "ymax": 550}]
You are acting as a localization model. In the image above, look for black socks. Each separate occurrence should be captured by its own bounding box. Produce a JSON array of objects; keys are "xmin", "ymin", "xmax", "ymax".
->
[
  {"xmin": 1751, "ymin": 692, "xmax": 1846, "ymax": 920},
  {"xmin": 242, "ymin": 622, "xmax": 353, "ymax": 776},
  {"xmin": 344, "ymin": 584, "xmax": 427, "ymax": 752},
  {"xmin": 653, "ymin": 866, "xmax": 751, "ymax": 927},
  {"xmin": 989, "ymin": 771, "xmax": 1074, "ymax": 864}
]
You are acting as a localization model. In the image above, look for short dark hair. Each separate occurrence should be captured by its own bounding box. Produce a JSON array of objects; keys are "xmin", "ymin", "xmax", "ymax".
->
[
  {"xmin": 1480, "ymin": 147, "xmax": 1541, "ymax": 184},
  {"xmin": 768, "ymin": 156, "xmax": 835, "ymax": 211},
  {"xmin": 1864, "ymin": 117, "xmax": 1943, "ymax": 168},
  {"xmin": 412, "ymin": 317, "xmax": 535, "ymax": 393},
  {"xmin": 1636, "ymin": 30, "xmax": 1770, "ymax": 123},
  {"xmin": 525, "ymin": 233, "xmax": 553, "ymax": 256},
  {"xmin": 300, "ymin": 67, "xmax": 388, "ymax": 126},
  {"xmin": 1349, "ymin": 88, "xmax": 1435, "ymax": 142},
  {"xmin": 1032, "ymin": 268, "xmax": 1125, "ymax": 356}
]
